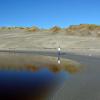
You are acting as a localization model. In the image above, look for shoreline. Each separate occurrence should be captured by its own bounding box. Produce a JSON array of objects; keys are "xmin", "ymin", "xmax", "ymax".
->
[{"xmin": 0, "ymin": 48, "xmax": 100, "ymax": 57}]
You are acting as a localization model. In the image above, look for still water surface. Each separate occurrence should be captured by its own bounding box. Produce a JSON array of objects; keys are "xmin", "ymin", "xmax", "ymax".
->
[
  {"xmin": 0, "ymin": 66, "xmax": 70, "ymax": 100},
  {"xmin": 0, "ymin": 52, "xmax": 80, "ymax": 100}
]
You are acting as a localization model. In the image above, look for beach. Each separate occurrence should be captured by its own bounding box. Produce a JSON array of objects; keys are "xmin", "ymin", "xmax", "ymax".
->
[
  {"xmin": 0, "ymin": 27, "xmax": 100, "ymax": 100},
  {"xmin": 0, "ymin": 28, "xmax": 100, "ymax": 56}
]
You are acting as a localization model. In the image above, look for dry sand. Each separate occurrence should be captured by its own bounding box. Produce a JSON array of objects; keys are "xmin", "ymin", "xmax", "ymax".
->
[{"xmin": 0, "ymin": 28, "xmax": 100, "ymax": 56}]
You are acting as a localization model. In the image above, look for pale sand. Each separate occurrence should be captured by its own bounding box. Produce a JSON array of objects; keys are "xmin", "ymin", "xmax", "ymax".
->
[{"xmin": 0, "ymin": 28, "xmax": 100, "ymax": 56}]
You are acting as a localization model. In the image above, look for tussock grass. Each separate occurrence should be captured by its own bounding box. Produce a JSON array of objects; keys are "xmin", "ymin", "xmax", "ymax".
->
[
  {"xmin": 26, "ymin": 26, "xmax": 40, "ymax": 32},
  {"xmin": 67, "ymin": 24, "xmax": 100, "ymax": 31},
  {"xmin": 50, "ymin": 26, "xmax": 62, "ymax": 33}
]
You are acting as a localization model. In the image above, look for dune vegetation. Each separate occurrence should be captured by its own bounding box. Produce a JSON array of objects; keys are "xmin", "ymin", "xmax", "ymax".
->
[
  {"xmin": 49, "ymin": 26, "xmax": 62, "ymax": 33},
  {"xmin": 67, "ymin": 24, "xmax": 100, "ymax": 31},
  {"xmin": 0, "ymin": 24, "xmax": 100, "ymax": 37}
]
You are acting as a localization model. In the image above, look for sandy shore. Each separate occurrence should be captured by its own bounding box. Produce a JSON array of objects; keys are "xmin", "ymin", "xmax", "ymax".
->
[{"xmin": 0, "ymin": 28, "xmax": 100, "ymax": 56}]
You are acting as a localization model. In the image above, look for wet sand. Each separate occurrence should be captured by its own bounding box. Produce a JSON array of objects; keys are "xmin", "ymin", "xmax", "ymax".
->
[{"xmin": 52, "ymin": 52, "xmax": 100, "ymax": 100}]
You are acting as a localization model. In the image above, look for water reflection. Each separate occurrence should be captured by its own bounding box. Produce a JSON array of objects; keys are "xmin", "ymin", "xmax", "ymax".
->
[
  {"xmin": 0, "ymin": 69, "xmax": 68, "ymax": 100},
  {"xmin": 0, "ymin": 53, "xmax": 81, "ymax": 100}
]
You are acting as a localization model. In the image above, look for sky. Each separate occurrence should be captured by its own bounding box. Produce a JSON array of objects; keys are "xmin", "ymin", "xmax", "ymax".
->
[{"xmin": 0, "ymin": 0, "xmax": 100, "ymax": 28}]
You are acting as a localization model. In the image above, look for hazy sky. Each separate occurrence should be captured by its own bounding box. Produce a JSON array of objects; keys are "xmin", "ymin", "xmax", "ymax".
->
[{"xmin": 0, "ymin": 0, "xmax": 100, "ymax": 28}]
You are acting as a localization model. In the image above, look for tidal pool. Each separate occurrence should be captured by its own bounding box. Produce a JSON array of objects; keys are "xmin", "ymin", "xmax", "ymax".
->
[
  {"xmin": 0, "ymin": 69, "xmax": 68, "ymax": 100},
  {"xmin": 0, "ymin": 52, "xmax": 81, "ymax": 100}
]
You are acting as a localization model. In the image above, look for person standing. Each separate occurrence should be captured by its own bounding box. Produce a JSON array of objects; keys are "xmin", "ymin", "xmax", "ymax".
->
[{"xmin": 57, "ymin": 47, "xmax": 61, "ymax": 64}]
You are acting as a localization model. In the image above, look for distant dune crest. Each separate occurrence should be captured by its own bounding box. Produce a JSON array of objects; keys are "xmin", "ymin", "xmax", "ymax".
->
[
  {"xmin": 0, "ymin": 24, "xmax": 100, "ymax": 37},
  {"xmin": 49, "ymin": 26, "xmax": 62, "ymax": 33}
]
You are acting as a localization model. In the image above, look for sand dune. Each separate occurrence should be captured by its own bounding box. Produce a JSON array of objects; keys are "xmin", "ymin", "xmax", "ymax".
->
[{"xmin": 0, "ymin": 24, "xmax": 100, "ymax": 56}]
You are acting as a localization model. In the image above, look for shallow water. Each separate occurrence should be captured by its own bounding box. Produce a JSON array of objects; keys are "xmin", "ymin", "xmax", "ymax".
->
[
  {"xmin": 0, "ymin": 69, "xmax": 68, "ymax": 100},
  {"xmin": 0, "ymin": 52, "xmax": 80, "ymax": 100},
  {"xmin": 1, "ymin": 51, "xmax": 100, "ymax": 100}
]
